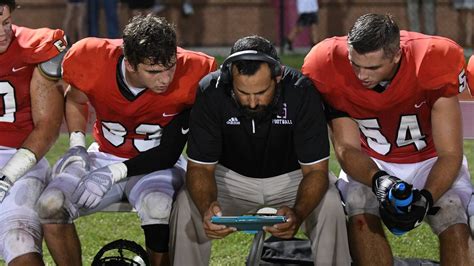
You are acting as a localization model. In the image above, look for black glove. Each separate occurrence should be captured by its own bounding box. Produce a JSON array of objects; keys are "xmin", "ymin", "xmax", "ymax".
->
[
  {"xmin": 380, "ymin": 189, "xmax": 439, "ymax": 235},
  {"xmin": 0, "ymin": 175, "xmax": 13, "ymax": 203},
  {"xmin": 372, "ymin": 170, "xmax": 403, "ymax": 204}
]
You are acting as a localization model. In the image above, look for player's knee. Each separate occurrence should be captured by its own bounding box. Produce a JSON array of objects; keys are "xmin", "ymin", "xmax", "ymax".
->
[
  {"xmin": 346, "ymin": 185, "xmax": 379, "ymax": 217},
  {"xmin": 142, "ymin": 224, "xmax": 170, "ymax": 253},
  {"xmin": 349, "ymin": 213, "xmax": 382, "ymax": 231},
  {"xmin": 141, "ymin": 192, "xmax": 172, "ymax": 221},
  {"xmin": 429, "ymin": 193, "xmax": 467, "ymax": 235},
  {"xmin": 37, "ymin": 188, "xmax": 68, "ymax": 222},
  {"xmin": 2, "ymin": 228, "xmax": 41, "ymax": 264},
  {"xmin": 350, "ymin": 213, "xmax": 368, "ymax": 224}
]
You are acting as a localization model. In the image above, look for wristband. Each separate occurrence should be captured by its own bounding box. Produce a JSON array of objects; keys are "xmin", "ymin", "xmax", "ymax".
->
[
  {"xmin": 69, "ymin": 131, "xmax": 86, "ymax": 148},
  {"xmin": 108, "ymin": 162, "xmax": 128, "ymax": 183},
  {"xmin": 1, "ymin": 148, "xmax": 37, "ymax": 183}
]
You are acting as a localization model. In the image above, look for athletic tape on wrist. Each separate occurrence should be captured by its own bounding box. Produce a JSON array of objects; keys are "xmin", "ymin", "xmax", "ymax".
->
[
  {"xmin": 69, "ymin": 131, "xmax": 86, "ymax": 148},
  {"xmin": 1, "ymin": 148, "xmax": 37, "ymax": 183},
  {"xmin": 108, "ymin": 163, "xmax": 128, "ymax": 183}
]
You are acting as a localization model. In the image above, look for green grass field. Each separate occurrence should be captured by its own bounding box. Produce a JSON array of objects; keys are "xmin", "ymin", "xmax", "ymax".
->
[{"xmin": 37, "ymin": 136, "xmax": 474, "ymax": 265}]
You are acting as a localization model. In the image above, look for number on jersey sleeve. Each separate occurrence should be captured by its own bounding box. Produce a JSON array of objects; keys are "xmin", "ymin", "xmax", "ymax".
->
[{"xmin": 458, "ymin": 69, "xmax": 467, "ymax": 93}]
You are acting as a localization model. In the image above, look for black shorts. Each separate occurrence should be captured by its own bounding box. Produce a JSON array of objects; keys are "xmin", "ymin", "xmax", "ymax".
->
[
  {"xmin": 297, "ymin": 12, "xmax": 318, "ymax": 26},
  {"xmin": 128, "ymin": 0, "xmax": 155, "ymax": 9}
]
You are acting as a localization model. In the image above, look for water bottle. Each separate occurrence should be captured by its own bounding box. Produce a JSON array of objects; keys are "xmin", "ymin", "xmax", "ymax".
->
[
  {"xmin": 388, "ymin": 182, "xmax": 413, "ymax": 214},
  {"xmin": 386, "ymin": 182, "xmax": 414, "ymax": 236}
]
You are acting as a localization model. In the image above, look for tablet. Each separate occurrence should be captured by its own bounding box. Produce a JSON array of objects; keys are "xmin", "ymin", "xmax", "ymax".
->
[{"xmin": 211, "ymin": 215, "xmax": 287, "ymax": 233}]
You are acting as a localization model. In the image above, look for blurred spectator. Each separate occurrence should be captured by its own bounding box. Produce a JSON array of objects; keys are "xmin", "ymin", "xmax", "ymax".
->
[
  {"xmin": 181, "ymin": 0, "xmax": 194, "ymax": 17},
  {"xmin": 406, "ymin": 0, "xmax": 436, "ymax": 35},
  {"xmin": 453, "ymin": 0, "xmax": 473, "ymax": 47},
  {"xmin": 151, "ymin": 0, "xmax": 167, "ymax": 14},
  {"xmin": 126, "ymin": 0, "xmax": 155, "ymax": 18},
  {"xmin": 148, "ymin": 0, "xmax": 194, "ymax": 17},
  {"xmin": 284, "ymin": 0, "xmax": 319, "ymax": 51},
  {"xmin": 88, "ymin": 0, "xmax": 120, "ymax": 38},
  {"xmin": 63, "ymin": 0, "xmax": 86, "ymax": 44},
  {"xmin": 63, "ymin": 0, "xmax": 86, "ymax": 43}
]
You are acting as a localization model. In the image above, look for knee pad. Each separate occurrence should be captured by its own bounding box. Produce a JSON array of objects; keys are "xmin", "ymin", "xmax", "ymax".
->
[
  {"xmin": 37, "ymin": 188, "xmax": 71, "ymax": 224},
  {"xmin": 468, "ymin": 193, "xmax": 474, "ymax": 236},
  {"xmin": 426, "ymin": 193, "xmax": 468, "ymax": 235},
  {"xmin": 345, "ymin": 183, "xmax": 379, "ymax": 217},
  {"xmin": 139, "ymin": 192, "xmax": 172, "ymax": 225},
  {"xmin": 468, "ymin": 193, "xmax": 474, "ymax": 217},
  {"xmin": 470, "ymin": 216, "xmax": 474, "ymax": 237},
  {"xmin": 142, "ymin": 224, "xmax": 170, "ymax": 253},
  {"xmin": 2, "ymin": 228, "xmax": 41, "ymax": 264}
]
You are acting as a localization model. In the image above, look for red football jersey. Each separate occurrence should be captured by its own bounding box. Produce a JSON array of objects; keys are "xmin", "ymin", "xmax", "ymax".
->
[
  {"xmin": 62, "ymin": 38, "xmax": 216, "ymax": 158},
  {"xmin": 468, "ymin": 55, "xmax": 474, "ymax": 95},
  {"xmin": 0, "ymin": 25, "xmax": 67, "ymax": 148},
  {"xmin": 303, "ymin": 31, "xmax": 466, "ymax": 163}
]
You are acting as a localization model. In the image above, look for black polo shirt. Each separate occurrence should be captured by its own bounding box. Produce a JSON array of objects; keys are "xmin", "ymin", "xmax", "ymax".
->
[{"xmin": 187, "ymin": 67, "xmax": 329, "ymax": 178}]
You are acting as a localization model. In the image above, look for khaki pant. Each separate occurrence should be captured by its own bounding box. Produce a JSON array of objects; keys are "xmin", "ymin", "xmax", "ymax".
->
[{"xmin": 170, "ymin": 165, "xmax": 351, "ymax": 266}]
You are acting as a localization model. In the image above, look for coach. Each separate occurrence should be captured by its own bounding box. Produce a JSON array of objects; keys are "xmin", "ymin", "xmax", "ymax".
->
[{"xmin": 169, "ymin": 35, "xmax": 351, "ymax": 266}]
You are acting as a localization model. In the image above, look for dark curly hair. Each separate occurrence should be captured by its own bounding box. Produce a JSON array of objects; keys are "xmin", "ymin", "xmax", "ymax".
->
[
  {"xmin": 348, "ymin": 13, "xmax": 400, "ymax": 59},
  {"xmin": 0, "ymin": 0, "xmax": 16, "ymax": 12},
  {"xmin": 123, "ymin": 14, "xmax": 177, "ymax": 69}
]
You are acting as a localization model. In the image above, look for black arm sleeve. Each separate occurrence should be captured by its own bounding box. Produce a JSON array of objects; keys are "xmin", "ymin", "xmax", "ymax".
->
[
  {"xmin": 293, "ymin": 78, "xmax": 330, "ymax": 163},
  {"xmin": 124, "ymin": 109, "xmax": 190, "ymax": 177},
  {"xmin": 323, "ymin": 100, "xmax": 350, "ymax": 121}
]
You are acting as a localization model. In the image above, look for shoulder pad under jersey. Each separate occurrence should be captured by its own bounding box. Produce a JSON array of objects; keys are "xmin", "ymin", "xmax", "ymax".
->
[{"xmin": 38, "ymin": 47, "xmax": 68, "ymax": 80}]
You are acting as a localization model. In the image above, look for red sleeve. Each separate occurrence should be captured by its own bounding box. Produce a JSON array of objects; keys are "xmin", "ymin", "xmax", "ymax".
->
[
  {"xmin": 14, "ymin": 26, "xmax": 67, "ymax": 64},
  {"xmin": 172, "ymin": 48, "xmax": 217, "ymax": 106},
  {"xmin": 468, "ymin": 56, "xmax": 474, "ymax": 96},
  {"xmin": 302, "ymin": 40, "xmax": 331, "ymax": 94},
  {"xmin": 302, "ymin": 37, "xmax": 349, "ymax": 95},
  {"xmin": 415, "ymin": 37, "xmax": 466, "ymax": 95},
  {"xmin": 177, "ymin": 47, "xmax": 217, "ymax": 73},
  {"xmin": 62, "ymin": 38, "xmax": 123, "ymax": 92},
  {"xmin": 301, "ymin": 46, "xmax": 320, "ymax": 86}
]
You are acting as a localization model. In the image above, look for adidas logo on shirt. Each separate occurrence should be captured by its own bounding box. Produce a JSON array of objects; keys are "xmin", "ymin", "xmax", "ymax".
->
[{"xmin": 226, "ymin": 117, "xmax": 240, "ymax": 125}]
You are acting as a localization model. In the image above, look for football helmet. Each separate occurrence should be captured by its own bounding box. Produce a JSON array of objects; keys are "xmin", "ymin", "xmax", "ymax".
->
[{"xmin": 92, "ymin": 239, "xmax": 149, "ymax": 266}]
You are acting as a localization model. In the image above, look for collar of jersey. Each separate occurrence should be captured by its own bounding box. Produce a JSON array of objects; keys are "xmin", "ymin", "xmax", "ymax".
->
[{"xmin": 116, "ymin": 56, "xmax": 147, "ymax": 101}]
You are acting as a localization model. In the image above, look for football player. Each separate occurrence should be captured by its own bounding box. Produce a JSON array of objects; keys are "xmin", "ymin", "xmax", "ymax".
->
[
  {"xmin": 468, "ymin": 55, "xmax": 473, "ymax": 94},
  {"xmin": 303, "ymin": 13, "xmax": 473, "ymax": 265},
  {"xmin": 0, "ymin": 0, "xmax": 67, "ymax": 265},
  {"xmin": 37, "ymin": 14, "xmax": 216, "ymax": 266}
]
